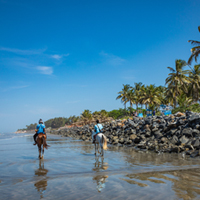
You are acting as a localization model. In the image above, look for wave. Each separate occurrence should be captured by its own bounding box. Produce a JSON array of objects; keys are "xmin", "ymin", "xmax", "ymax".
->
[{"xmin": 0, "ymin": 133, "xmax": 32, "ymax": 141}]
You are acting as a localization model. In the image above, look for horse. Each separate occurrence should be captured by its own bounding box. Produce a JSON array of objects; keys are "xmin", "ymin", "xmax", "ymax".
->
[
  {"xmin": 36, "ymin": 133, "xmax": 49, "ymax": 159},
  {"xmin": 92, "ymin": 131, "xmax": 108, "ymax": 156}
]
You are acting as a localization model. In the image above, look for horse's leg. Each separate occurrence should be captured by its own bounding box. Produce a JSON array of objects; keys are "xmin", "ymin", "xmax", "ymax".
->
[
  {"xmin": 42, "ymin": 146, "xmax": 44, "ymax": 159},
  {"xmin": 38, "ymin": 144, "xmax": 42, "ymax": 159},
  {"xmin": 94, "ymin": 143, "xmax": 97, "ymax": 155},
  {"xmin": 97, "ymin": 143, "xmax": 100, "ymax": 154},
  {"xmin": 101, "ymin": 137, "xmax": 104, "ymax": 157},
  {"xmin": 42, "ymin": 138, "xmax": 44, "ymax": 159}
]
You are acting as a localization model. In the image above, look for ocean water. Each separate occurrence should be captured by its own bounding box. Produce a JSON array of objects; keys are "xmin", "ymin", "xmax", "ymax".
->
[
  {"xmin": 1, "ymin": 133, "xmax": 200, "ymax": 200},
  {"xmin": 0, "ymin": 132, "xmax": 29, "ymax": 140}
]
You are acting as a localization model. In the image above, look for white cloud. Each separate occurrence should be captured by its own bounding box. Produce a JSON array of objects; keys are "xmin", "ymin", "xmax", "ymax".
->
[
  {"xmin": 36, "ymin": 66, "xmax": 53, "ymax": 75},
  {"xmin": 99, "ymin": 51, "xmax": 126, "ymax": 66},
  {"xmin": 3, "ymin": 85, "xmax": 29, "ymax": 92},
  {"xmin": 51, "ymin": 53, "xmax": 69, "ymax": 60},
  {"xmin": 0, "ymin": 47, "xmax": 46, "ymax": 55},
  {"xmin": 51, "ymin": 54, "xmax": 62, "ymax": 60}
]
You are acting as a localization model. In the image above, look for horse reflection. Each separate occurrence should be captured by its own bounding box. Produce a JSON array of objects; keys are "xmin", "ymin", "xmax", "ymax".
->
[
  {"xmin": 92, "ymin": 156, "xmax": 109, "ymax": 192},
  {"xmin": 34, "ymin": 160, "xmax": 48, "ymax": 199}
]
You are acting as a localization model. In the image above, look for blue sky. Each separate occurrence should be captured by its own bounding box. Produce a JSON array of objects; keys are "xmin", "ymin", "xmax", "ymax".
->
[{"xmin": 0, "ymin": 0, "xmax": 200, "ymax": 132}]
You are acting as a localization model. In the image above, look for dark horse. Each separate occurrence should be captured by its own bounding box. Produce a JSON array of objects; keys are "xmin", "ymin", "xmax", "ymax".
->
[{"xmin": 37, "ymin": 133, "xmax": 49, "ymax": 159}]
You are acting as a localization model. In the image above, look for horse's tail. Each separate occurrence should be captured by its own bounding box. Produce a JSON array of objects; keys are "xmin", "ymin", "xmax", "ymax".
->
[
  {"xmin": 102, "ymin": 135, "xmax": 108, "ymax": 150},
  {"xmin": 43, "ymin": 136, "xmax": 50, "ymax": 149}
]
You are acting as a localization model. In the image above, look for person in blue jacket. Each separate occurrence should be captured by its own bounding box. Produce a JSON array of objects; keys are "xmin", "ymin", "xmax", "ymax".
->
[
  {"xmin": 93, "ymin": 119, "xmax": 103, "ymax": 143},
  {"xmin": 33, "ymin": 119, "xmax": 46, "ymax": 145}
]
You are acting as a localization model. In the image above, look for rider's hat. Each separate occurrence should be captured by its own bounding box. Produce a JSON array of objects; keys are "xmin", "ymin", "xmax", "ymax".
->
[{"xmin": 39, "ymin": 119, "xmax": 43, "ymax": 123}]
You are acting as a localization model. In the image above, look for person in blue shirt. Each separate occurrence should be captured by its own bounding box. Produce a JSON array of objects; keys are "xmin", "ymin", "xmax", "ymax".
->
[
  {"xmin": 93, "ymin": 119, "xmax": 103, "ymax": 143},
  {"xmin": 33, "ymin": 119, "xmax": 46, "ymax": 145}
]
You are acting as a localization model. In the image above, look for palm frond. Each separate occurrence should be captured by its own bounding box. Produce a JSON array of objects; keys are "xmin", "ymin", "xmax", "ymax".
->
[
  {"xmin": 188, "ymin": 40, "xmax": 200, "ymax": 46},
  {"xmin": 167, "ymin": 66, "xmax": 175, "ymax": 72},
  {"xmin": 188, "ymin": 49, "xmax": 200, "ymax": 65}
]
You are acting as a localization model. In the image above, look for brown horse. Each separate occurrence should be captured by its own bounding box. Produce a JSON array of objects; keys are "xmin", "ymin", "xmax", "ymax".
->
[{"xmin": 36, "ymin": 133, "xmax": 49, "ymax": 159}]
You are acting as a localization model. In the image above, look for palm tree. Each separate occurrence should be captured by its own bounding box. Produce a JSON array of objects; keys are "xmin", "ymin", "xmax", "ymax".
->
[
  {"xmin": 188, "ymin": 26, "xmax": 200, "ymax": 65},
  {"xmin": 126, "ymin": 89, "xmax": 135, "ymax": 108},
  {"xmin": 116, "ymin": 84, "xmax": 130, "ymax": 110},
  {"xmin": 157, "ymin": 86, "xmax": 168, "ymax": 106},
  {"xmin": 188, "ymin": 64, "xmax": 200, "ymax": 103},
  {"xmin": 134, "ymin": 82, "xmax": 143, "ymax": 91},
  {"xmin": 165, "ymin": 86, "xmax": 176, "ymax": 107},
  {"xmin": 140, "ymin": 84, "xmax": 161, "ymax": 110},
  {"xmin": 99, "ymin": 110, "xmax": 108, "ymax": 121},
  {"xmin": 140, "ymin": 85, "xmax": 148, "ymax": 109},
  {"xmin": 80, "ymin": 110, "xmax": 93, "ymax": 125},
  {"xmin": 165, "ymin": 59, "xmax": 190, "ymax": 107},
  {"xmin": 177, "ymin": 93, "xmax": 192, "ymax": 107},
  {"xmin": 132, "ymin": 82, "xmax": 143, "ymax": 109}
]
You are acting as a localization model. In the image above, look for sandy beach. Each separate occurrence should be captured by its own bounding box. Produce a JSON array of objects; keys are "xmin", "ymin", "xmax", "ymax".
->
[{"xmin": 1, "ymin": 133, "xmax": 200, "ymax": 200}]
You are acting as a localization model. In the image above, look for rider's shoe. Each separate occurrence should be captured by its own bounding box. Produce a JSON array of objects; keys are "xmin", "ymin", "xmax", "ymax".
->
[
  {"xmin": 92, "ymin": 140, "xmax": 95, "ymax": 144},
  {"xmin": 33, "ymin": 142, "xmax": 37, "ymax": 145}
]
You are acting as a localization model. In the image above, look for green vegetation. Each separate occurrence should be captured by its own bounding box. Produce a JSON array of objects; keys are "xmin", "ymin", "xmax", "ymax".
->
[
  {"xmin": 26, "ymin": 123, "xmax": 37, "ymax": 130},
  {"xmin": 172, "ymin": 103, "xmax": 200, "ymax": 114},
  {"xmin": 21, "ymin": 108, "xmax": 132, "ymax": 131}
]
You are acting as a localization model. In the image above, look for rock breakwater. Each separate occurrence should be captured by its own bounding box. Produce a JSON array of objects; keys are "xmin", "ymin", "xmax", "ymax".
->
[{"xmin": 50, "ymin": 111, "xmax": 200, "ymax": 157}]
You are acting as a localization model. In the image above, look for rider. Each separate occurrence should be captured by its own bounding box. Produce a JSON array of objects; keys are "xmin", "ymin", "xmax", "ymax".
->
[
  {"xmin": 93, "ymin": 119, "xmax": 103, "ymax": 143},
  {"xmin": 33, "ymin": 119, "xmax": 46, "ymax": 145}
]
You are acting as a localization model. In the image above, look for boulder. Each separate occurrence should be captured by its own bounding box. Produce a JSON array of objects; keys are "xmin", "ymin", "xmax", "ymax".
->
[
  {"xmin": 192, "ymin": 129, "xmax": 200, "ymax": 137},
  {"xmin": 182, "ymin": 128, "xmax": 193, "ymax": 137},
  {"xmin": 170, "ymin": 146, "xmax": 180, "ymax": 153},
  {"xmin": 190, "ymin": 150, "xmax": 199, "ymax": 158},
  {"xmin": 159, "ymin": 124, "xmax": 166, "ymax": 129},
  {"xmin": 171, "ymin": 135, "xmax": 178, "ymax": 145},
  {"xmin": 113, "ymin": 136, "xmax": 118, "ymax": 140},
  {"xmin": 119, "ymin": 138, "xmax": 125, "ymax": 144},
  {"xmin": 145, "ymin": 131, "xmax": 151, "ymax": 137},
  {"xmin": 188, "ymin": 114, "xmax": 200, "ymax": 123},
  {"xmin": 192, "ymin": 139, "xmax": 200, "ymax": 148},
  {"xmin": 179, "ymin": 135, "xmax": 189, "ymax": 144},
  {"xmin": 175, "ymin": 112, "xmax": 185, "ymax": 117},
  {"xmin": 134, "ymin": 137, "xmax": 141, "ymax": 144},
  {"xmin": 112, "ymin": 139, "xmax": 119, "ymax": 145},
  {"xmin": 154, "ymin": 131, "xmax": 163, "ymax": 139},
  {"xmin": 144, "ymin": 118, "xmax": 152, "ymax": 125},
  {"xmin": 161, "ymin": 137, "xmax": 168, "ymax": 143},
  {"xmin": 130, "ymin": 134, "xmax": 137, "ymax": 140},
  {"xmin": 144, "ymin": 124, "xmax": 151, "ymax": 130},
  {"xmin": 127, "ymin": 140, "xmax": 132, "ymax": 145}
]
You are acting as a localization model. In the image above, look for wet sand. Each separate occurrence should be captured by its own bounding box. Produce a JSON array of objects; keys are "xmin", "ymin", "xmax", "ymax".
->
[{"xmin": 1, "ymin": 133, "xmax": 200, "ymax": 200}]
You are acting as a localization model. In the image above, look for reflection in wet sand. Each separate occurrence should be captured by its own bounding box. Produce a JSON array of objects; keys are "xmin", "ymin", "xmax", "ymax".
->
[
  {"xmin": 34, "ymin": 160, "xmax": 48, "ymax": 199},
  {"xmin": 122, "ymin": 168, "xmax": 200, "ymax": 200},
  {"xmin": 92, "ymin": 156, "xmax": 109, "ymax": 192}
]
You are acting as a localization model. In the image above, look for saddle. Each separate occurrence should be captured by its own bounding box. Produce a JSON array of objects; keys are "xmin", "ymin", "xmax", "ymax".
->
[
  {"xmin": 37, "ymin": 133, "xmax": 46, "ymax": 139},
  {"xmin": 94, "ymin": 133, "xmax": 100, "ymax": 140}
]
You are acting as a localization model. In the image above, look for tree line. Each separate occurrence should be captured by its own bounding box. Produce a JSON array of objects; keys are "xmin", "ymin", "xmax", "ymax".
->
[{"xmin": 23, "ymin": 108, "xmax": 134, "ymax": 130}]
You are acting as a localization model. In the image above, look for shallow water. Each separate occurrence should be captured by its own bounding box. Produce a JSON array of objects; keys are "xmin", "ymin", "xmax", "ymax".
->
[{"xmin": 1, "ymin": 133, "xmax": 200, "ymax": 200}]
